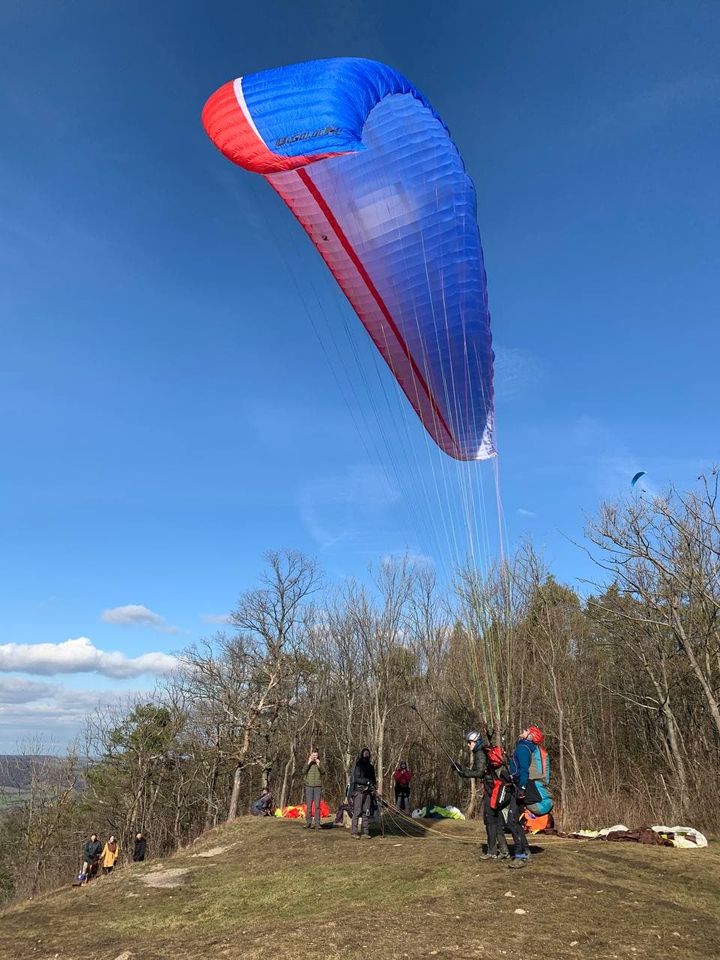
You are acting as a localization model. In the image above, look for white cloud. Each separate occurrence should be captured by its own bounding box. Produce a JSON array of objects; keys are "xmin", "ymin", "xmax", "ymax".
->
[
  {"xmin": 201, "ymin": 613, "xmax": 231, "ymax": 625},
  {"xmin": 0, "ymin": 693, "xmax": 106, "ymax": 751},
  {"xmin": 493, "ymin": 345, "xmax": 542, "ymax": 402},
  {"xmin": 381, "ymin": 551, "xmax": 435, "ymax": 569},
  {"xmin": 101, "ymin": 604, "xmax": 179, "ymax": 634},
  {"xmin": 517, "ymin": 508, "xmax": 537, "ymax": 518},
  {"xmin": 300, "ymin": 464, "xmax": 401, "ymax": 550},
  {"xmin": 0, "ymin": 677, "xmax": 56, "ymax": 704},
  {"xmin": 0, "ymin": 637, "xmax": 177, "ymax": 679}
]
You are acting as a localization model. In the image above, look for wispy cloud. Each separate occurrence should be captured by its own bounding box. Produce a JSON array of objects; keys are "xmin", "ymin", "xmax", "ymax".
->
[
  {"xmin": 544, "ymin": 416, "xmax": 708, "ymax": 499},
  {"xmin": 0, "ymin": 677, "xmax": 56, "ymax": 705},
  {"xmin": 300, "ymin": 464, "xmax": 401, "ymax": 550},
  {"xmin": 493, "ymin": 345, "xmax": 542, "ymax": 403},
  {"xmin": 201, "ymin": 613, "xmax": 231, "ymax": 626},
  {"xmin": 0, "ymin": 637, "xmax": 177, "ymax": 679},
  {"xmin": 101, "ymin": 604, "xmax": 179, "ymax": 634},
  {"xmin": 0, "ymin": 686, "xmax": 130, "ymax": 751},
  {"xmin": 582, "ymin": 74, "xmax": 720, "ymax": 144},
  {"xmin": 517, "ymin": 508, "xmax": 537, "ymax": 518},
  {"xmin": 381, "ymin": 551, "xmax": 435, "ymax": 569}
]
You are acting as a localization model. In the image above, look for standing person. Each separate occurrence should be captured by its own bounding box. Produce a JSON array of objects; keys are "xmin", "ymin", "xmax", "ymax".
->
[
  {"xmin": 132, "ymin": 833, "xmax": 147, "ymax": 862},
  {"xmin": 304, "ymin": 748, "xmax": 323, "ymax": 830},
  {"xmin": 80, "ymin": 833, "xmax": 103, "ymax": 883},
  {"xmin": 100, "ymin": 836, "xmax": 119, "ymax": 874},
  {"xmin": 454, "ymin": 731, "xmax": 510, "ymax": 860},
  {"xmin": 392, "ymin": 761, "xmax": 412, "ymax": 812},
  {"xmin": 350, "ymin": 748, "xmax": 376, "ymax": 839},
  {"xmin": 506, "ymin": 726, "xmax": 544, "ymax": 869}
]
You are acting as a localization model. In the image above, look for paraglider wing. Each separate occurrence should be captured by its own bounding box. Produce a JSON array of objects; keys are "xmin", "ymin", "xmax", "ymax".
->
[
  {"xmin": 631, "ymin": 471, "xmax": 646, "ymax": 487},
  {"xmin": 202, "ymin": 58, "xmax": 495, "ymax": 461}
]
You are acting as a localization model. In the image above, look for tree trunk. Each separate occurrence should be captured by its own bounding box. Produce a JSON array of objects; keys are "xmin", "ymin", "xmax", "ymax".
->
[
  {"xmin": 279, "ymin": 742, "xmax": 296, "ymax": 809},
  {"xmin": 227, "ymin": 765, "xmax": 242, "ymax": 821},
  {"xmin": 465, "ymin": 775, "xmax": 478, "ymax": 819},
  {"xmin": 204, "ymin": 759, "xmax": 219, "ymax": 829}
]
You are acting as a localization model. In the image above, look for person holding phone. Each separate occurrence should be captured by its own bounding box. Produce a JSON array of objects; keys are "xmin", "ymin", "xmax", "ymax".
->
[{"xmin": 304, "ymin": 748, "xmax": 323, "ymax": 829}]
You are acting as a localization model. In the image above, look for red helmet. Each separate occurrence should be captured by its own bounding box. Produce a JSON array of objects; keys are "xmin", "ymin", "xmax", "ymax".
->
[{"xmin": 527, "ymin": 725, "xmax": 544, "ymax": 745}]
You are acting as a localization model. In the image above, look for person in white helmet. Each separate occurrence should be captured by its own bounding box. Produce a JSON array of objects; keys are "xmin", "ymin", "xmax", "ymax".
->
[{"xmin": 453, "ymin": 731, "xmax": 510, "ymax": 860}]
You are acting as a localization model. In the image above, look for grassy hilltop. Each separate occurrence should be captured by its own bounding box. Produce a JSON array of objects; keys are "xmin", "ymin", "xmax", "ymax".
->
[{"xmin": 1, "ymin": 814, "xmax": 718, "ymax": 960}]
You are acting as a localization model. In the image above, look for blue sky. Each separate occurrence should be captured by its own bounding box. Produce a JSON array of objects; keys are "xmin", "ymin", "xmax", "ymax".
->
[{"xmin": 1, "ymin": 1, "xmax": 718, "ymax": 750}]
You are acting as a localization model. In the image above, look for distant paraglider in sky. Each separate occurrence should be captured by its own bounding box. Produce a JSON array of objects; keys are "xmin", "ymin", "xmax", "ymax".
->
[
  {"xmin": 202, "ymin": 58, "xmax": 495, "ymax": 462},
  {"xmin": 631, "ymin": 471, "xmax": 646, "ymax": 487}
]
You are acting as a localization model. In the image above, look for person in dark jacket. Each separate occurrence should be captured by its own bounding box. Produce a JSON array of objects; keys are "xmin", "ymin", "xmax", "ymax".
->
[
  {"xmin": 454, "ymin": 731, "xmax": 510, "ymax": 860},
  {"xmin": 304, "ymin": 748, "xmax": 323, "ymax": 829},
  {"xmin": 350, "ymin": 748, "xmax": 376, "ymax": 839},
  {"xmin": 250, "ymin": 787, "xmax": 275, "ymax": 816},
  {"xmin": 132, "ymin": 833, "xmax": 147, "ymax": 862},
  {"xmin": 81, "ymin": 833, "xmax": 103, "ymax": 882},
  {"xmin": 506, "ymin": 727, "xmax": 537, "ymax": 868}
]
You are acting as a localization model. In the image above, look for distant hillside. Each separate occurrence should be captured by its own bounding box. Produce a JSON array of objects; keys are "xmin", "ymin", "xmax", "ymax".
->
[
  {"xmin": 0, "ymin": 756, "xmax": 62, "ymax": 790},
  {"xmin": 0, "ymin": 813, "xmax": 718, "ymax": 960}
]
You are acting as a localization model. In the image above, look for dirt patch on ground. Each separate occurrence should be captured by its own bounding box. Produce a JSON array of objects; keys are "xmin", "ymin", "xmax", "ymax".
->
[
  {"xmin": 192, "ymin": 844, "xmax": 235, "ymax": 858},
  {"xmin": 140, "ymin": 867, "xmax": 191, "ymax": 888}
]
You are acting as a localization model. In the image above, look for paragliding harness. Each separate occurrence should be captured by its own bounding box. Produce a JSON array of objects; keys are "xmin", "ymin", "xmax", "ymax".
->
[
  {"xmin": 522, "ymin": 744, "xmax": 553, "ymax": 815},
  {"xmin": 483, "ymin": 743, "xmax": 512, "ymax": 812}
]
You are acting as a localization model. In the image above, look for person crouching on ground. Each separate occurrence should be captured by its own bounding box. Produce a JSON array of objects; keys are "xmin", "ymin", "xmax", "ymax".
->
[
  {"xmin": 454, "ymin": 731, "xmax": 510, "ymax": 860},
  {"xmin": 392, "ymin": 760, "xmax": 412, "ymax": 812},
  {"xmin": 304, "ymin": 748, "xmax": 323, "ymax": 829},
  {"xmin": 101, "ymin": 835, "xmax": 119, "ymax": 874},
  {"xmin": 250, "ymin": 787, "xmax": 275, "ymax": 816},
  {"xmin": 350, "ymin": 748, "xmax": 376, "ymax": 839}
]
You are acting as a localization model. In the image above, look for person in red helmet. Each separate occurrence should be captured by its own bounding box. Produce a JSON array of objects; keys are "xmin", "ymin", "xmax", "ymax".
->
[
  {"xmin": 526, "ymin": 726, "xmax": 543, "ymax": 745},
  {"xmin": 507, "ymin": 726, "xmax": 545, "ymax": 868}
]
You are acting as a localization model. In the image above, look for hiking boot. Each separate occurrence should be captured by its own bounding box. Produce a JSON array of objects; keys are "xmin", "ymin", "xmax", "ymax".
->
[
  {"xmin": 480, "ymin": 853, "xmax": 499, "ymax": 861},
  {"xmin": 508, "ymin": 857, "xmax": 528, "ymax": 869},
  {"xmin": 351, "ymin": 833, "xmax": 360, "ymax": 840},
  {"xmin": 360, "ymin": 833, "xmax": 371, "ymax": 840}
]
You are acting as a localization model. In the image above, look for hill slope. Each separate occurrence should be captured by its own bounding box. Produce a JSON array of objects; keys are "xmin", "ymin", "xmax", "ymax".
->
[{"xmin": 1, "ymin": 814, "xmax": 718, "ymax": 960}]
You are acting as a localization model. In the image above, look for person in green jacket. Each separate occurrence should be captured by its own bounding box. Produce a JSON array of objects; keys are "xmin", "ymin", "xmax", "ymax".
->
[{"xmin": 304, "ymin": 748, "xmax": 323, "ymax": 829}]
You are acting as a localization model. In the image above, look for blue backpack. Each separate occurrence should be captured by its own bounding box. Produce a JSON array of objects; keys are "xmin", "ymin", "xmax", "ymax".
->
[{"xmin": 525, "ymin": 745, "xmax": 553, "ymax": 815}]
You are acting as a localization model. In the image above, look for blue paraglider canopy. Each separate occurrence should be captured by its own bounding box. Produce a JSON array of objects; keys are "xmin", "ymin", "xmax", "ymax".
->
[
  {"xmin": 631, "ymin": 471, "xmax": 646, "ymax": 487},
  {"xmin": 202, "ymin": 58, "xmax": 495, "ymax": 462}
]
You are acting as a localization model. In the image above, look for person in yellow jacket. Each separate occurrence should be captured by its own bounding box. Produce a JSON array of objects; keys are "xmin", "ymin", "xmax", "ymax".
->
[{"xmin": 100, "ymin": 836, "xmax": 120, "ymax": 874}]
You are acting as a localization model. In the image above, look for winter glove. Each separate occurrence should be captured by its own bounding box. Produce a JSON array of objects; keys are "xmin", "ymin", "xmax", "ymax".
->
[{"xmin": 451, "ymin": 761, "xmax": 463, "ymax": 776}]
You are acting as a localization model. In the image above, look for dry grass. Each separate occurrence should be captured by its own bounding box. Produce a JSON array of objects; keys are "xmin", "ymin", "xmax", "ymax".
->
[{"xmin": 0, "ymin": 813, "xmax": 718, "ymax": 960}]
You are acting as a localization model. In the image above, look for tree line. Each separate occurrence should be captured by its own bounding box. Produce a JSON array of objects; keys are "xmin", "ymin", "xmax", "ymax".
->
[{"xmin": 2, "ymin": 474, "xmax": 718, "ymax": 904}]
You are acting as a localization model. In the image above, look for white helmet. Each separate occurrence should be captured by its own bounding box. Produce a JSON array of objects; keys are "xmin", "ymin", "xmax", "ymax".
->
[{"xmin": 465, "ymin": 731, "xmax": 482, "ymax": 743}]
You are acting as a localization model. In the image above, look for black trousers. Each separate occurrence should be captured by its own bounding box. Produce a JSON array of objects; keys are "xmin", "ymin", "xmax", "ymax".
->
[
  {"xmin": 482, "ymin": 792, "xmax": 508, "ymax": 855},
  {"xmin": 351, "ymin": 789, "xmax": 372, "ymax": 835},
  {"xmin": 506, "ymin": 794, "xmax": 529, "ymax": 856}
]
